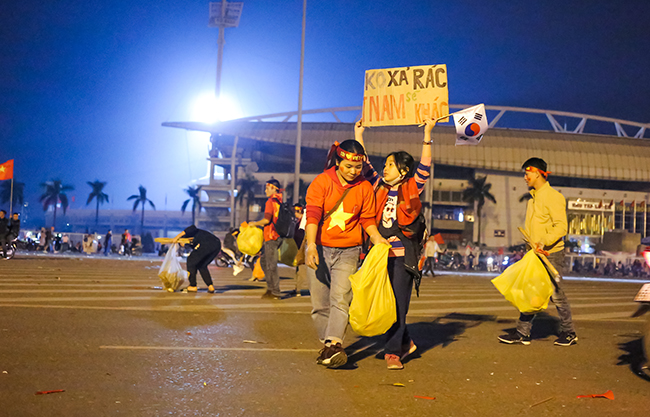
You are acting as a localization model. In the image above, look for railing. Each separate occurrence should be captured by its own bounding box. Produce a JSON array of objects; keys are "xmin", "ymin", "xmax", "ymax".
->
[{"xmin": 230, "ymin": 105, "xmax": 650, "ymax": 139}]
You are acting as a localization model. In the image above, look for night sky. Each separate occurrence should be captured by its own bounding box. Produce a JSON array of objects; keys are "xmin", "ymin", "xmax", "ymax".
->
[{"xmin": 2, "ymin": 0, "xmax": 649, "ymax": 220}]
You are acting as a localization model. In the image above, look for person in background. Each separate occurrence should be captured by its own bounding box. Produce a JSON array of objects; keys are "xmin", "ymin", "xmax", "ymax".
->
[
  {"xmin": 45, "ymin": 226, "xmax": 53, "ymax": 253},
  {"xmin": 422, "ymin": 236, "xmax": 441, "ymax": 277},
  {"xmin": 121, "ymin": 229, "xmax": 132, "ymax": 256},
  {"xmin": 248, "ymin": 179, "xmax": 284, "ymax": 300},
  {"xmin": 104, "ymin": 230, "xmax": 112, "ymax": 256},
  {"xmin": 171, "ymin": 225, "xmax": 222, "ymax": 293},
  {"xmin": 292, "ymin": 203, "xmax": 308, "ymax": 296},
  {"xmin": 38, "ymin": 227, "xmax": 47, "ymax": 251},
  {"xmin": 0, "ymin": 210, "xmax": 8, "ymax": 258},
  {"xmin": 8, "ymin": 213, "xmax": 20, "ymax": 240},
  {"xmin": 498, "ymin": 157, "xmax": 577, "ymax": 347}
]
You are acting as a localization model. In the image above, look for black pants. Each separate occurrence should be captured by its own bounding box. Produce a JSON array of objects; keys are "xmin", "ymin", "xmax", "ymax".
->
[
  {"xmin": 384, "ymin": 256, "xmax": 414, "ymax": 355},
  {"xmin": 0, "ymin": 234, "xmax": 7, "ymax": 257},
  {"xmin": 187, "ymin": 245, "xmax": 221, "ymax": 287}
]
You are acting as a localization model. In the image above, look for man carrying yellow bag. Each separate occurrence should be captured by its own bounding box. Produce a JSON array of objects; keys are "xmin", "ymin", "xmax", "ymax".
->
[{"xmin": 496, "ymin": 158, "xmax": 577, "ymax": 347}]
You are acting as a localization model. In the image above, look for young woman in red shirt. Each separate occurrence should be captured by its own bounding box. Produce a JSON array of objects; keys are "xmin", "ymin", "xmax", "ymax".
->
[
  {"xmin": 305, "ymin": 139, "xmax": 388, "ymax": 369},
  {"xmin": 355, "ymin": 118, "xmax": 436, "ymax": 370}
]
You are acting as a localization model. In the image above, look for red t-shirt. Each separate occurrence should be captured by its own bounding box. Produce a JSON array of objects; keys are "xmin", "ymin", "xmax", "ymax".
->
[
  {"xmin": 306, "ymin": 167, "xmax": 376, "ymax": 248},
  {"xmin": 263, "ymin": 194, "xmax": 282, "ymax": 241}
]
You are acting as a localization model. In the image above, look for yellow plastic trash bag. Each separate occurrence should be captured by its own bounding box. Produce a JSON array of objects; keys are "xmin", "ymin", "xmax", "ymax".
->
[
  {"xmin": 349, "ymin": 243, "xmax": 396, "ymax": 337},
  {"xmin": 278, "ymin": 238, "xmax": 299, "ymax": 266},
  {"xmin": 158, "ymin": 243, "xmax": 187, "ymax": 292},
  {"xmin": 237, "ymin": 222, "xmax": 264, "ymax": 256},
  {"xmin": 491, "ymin": 250, "xmax": 554, "ymax": 314}
]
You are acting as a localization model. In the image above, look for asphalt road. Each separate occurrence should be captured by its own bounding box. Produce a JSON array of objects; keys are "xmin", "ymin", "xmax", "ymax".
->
[{"xmin": 0, "ymin": 255, "xmax": 648, "ymax": 416}]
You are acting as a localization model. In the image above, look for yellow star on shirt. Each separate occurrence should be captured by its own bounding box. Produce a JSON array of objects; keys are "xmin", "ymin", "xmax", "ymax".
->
[
  {"xmin": 327, "ymin": 202, "xmax": 353, "ymax": 231},
  {"xmin": 0, "ymin": 166, "xmax": 4, "ymax": 173}
]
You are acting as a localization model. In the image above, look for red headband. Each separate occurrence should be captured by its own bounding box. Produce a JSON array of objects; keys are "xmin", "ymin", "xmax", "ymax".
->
[
  {"xmin": 525, "ymin": 166, "xmax": 551, "ymax": 178},
  {"xmin": 336, "ymin": 144, "xmax": 364, "ymax": 162}
]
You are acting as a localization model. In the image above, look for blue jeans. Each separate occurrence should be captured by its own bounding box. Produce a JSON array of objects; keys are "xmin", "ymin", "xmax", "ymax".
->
[
  {"xmin": 516, "ymin": 251, "xmax": 575, "ymax": 336},
  {"xmin": 307, "ymin": 245, "xmax": 361, "ymax": 345}
]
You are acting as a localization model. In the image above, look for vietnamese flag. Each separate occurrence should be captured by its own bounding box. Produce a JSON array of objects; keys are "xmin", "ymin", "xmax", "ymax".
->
[{"xmin": 0, "ymin": 160, "xmax": 13, "ymax": 180}]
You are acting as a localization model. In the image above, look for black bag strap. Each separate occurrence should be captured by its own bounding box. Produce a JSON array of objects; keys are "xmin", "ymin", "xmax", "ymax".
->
[{"xmin": 323, "ymin": 188, "xmax": 351, "ymax": 221}]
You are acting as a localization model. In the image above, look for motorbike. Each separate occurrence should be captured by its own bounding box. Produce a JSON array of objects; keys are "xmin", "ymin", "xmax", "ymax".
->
[
  {"xmin": 0, "ymin": 238, "xmax": 18, "ymax": 260},
  {"xmin": 215, "ymin": 250, "xmax": 256, "ymax": 271},
  {"xmin": 632, "ymin": 282, "xmax": 650, "ymax": 379}
]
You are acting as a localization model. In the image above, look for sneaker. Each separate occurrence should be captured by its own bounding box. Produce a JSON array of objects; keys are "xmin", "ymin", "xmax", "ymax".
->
[
  {"xmin": 385, "ymin": 354, "xmax": 404, "ymax": 370},
  {"xmin": 232, "ymin": 264, "xmax": 245, "ymax": 276},
  {"xmin": 401, "ymin": 340, "xmax": 417, "ymax": 360},
  {"xmin": 498, "ymin": 331, "xmax": 531, "ymax": 345},
  {"xmin": 554, "ymin": 332, "xmax": 578, "ymax": 346},
  {"xmin": 207, "ymin": 285, "xmax": 215, "ymax": 294},
  {"xmin": 186, "ymin": 286, "xmax": 198, "ymax": 293},
  {"xmin": 261, "ymin": 290, "xmax": 281, "ymax": 300},
  {"xmin": 322, "ymin": 342, "xmax": 347, "ymax": 368},
  {"xmin": 316, "ymin": 346, "xmax": 329, "ymax": 365}
]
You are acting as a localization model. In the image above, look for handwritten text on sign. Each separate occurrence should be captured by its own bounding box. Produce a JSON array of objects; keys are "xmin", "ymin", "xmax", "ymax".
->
[{"xmin": 362, "ymin": 65, "xmax": 449, "ymax": 126}]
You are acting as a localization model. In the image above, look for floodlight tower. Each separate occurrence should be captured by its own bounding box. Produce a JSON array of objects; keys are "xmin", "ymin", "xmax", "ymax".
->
[{"xmin": 209, "ymin": 1, "xmax": 243, "ymax": 100}]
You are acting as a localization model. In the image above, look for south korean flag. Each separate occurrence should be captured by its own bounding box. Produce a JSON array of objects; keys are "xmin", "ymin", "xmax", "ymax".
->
[{"xmin": 453, "ymin": 104, "xmax": 488, "ymax": 146}]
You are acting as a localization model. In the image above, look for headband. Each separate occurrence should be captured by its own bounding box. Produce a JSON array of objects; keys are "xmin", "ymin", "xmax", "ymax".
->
[
  {"xmin": 524, "ymin": 166, "xmax": 551, "ymax": 178},
  {"xmin": 335, "ymin": 143, "xmax": 364, "ymax": 162}
]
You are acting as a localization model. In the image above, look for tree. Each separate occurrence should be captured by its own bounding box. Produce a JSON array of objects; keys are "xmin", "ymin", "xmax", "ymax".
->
[
  {"xmin": 235, "ymin": 175, "xmax": 259, "ymax": 223},
  {"xmin": 462, "ymin": 176, "xmax": 496, "ymax": 245},
  {"xmin": 86, "ymin": 180, "xmax": 109, "ymax": 226},
  {"xmin": 285, "ymin": 179, "xmax": 310, "ymax": 206},
  {"xmin": 0, "ymin": 181, "xmax": 24, "ymax": 212},
  {"xmin": 181, "ymin": 185, "xmax": 203, "ymax": 226},
  {"xmin": 40, "ymin": 180, "xmax": 74, "ymax": 228},
  {"xmin": 127, "ymin": 185, "xmax": 155, "ymax": 235}
]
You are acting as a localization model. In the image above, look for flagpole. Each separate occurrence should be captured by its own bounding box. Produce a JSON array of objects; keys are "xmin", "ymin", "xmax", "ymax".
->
[
  {"xmin": 622, "ymin": 200, "xmax": 626, "ymax": 231},
  {"xmin": 643, "ymin": 201, "xmax": 648, "ymax": 237},
  {"xmin": 9, "ymin": 178, "xmax": 13, "ymax": 215},
  {"xmin": 417, "ymin": 110, "xmax": 465, "ymax": 127}
]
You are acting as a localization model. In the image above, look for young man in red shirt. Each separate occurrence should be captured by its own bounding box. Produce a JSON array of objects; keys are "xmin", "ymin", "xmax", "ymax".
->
[{"xmin": 249, "ymin": 179, "xmax": 284, "ymax": 299}]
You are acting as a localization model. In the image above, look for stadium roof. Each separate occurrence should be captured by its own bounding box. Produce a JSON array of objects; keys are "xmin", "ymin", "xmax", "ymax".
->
[{"xmin": 163, "ymin": 105, "xmax": 650, "ymax": 182}]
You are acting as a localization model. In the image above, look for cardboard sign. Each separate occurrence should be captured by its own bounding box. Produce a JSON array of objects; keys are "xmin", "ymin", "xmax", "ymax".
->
[{"xmin": 362, "ymin": 65, "xmax": 449, "ymax": 126}]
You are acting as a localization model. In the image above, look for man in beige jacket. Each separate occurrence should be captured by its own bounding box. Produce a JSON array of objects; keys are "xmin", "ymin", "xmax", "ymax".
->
[{"xmin": 498, "ymin": 157, "xmax": 578, "ymax": 347}]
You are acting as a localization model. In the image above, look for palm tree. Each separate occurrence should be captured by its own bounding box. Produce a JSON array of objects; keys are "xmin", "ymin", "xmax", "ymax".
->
[
  {"xmin": 462, "ymin": 176, "xmax": 496, "ymax": 245},
  {"xmin": 181, "ymin": 185, "xmax": 203, "ymax": 226},
  {"xmin": 86, "ymin": 180, "xmax": 109, "ymax": 226},
  {"xmin": 40, "ymin": 180, "xmax": 75, "ymax": 228},
  {"xmin": 127, "ymin": 185, "xmax": 155, "ymax": 234},
  {"xmin": 285, "ymin": 179, "xmax": 310, "ymax": 205},
  {"xmin": 235, "ymin": 175, "xmax": 259, "ymax": 223},
  {"xmin": 0, "ymin": 181, "xmax": 24, "ymax": 212}
]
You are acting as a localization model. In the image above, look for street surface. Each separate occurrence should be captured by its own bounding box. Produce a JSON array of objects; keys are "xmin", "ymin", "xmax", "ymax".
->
[{"xmin": 0, "ymin": 255, "xmax": 648, "ymax": 416}]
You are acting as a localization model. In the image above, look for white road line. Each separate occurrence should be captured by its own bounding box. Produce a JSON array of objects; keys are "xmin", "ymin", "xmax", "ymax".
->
[
  {"xmin": 100, "ymin": 345, "xmax": 317, "ymax": 352},
  {"xmin": 0, "ymin": 303, "xmax": 311, "ymax": 313}
]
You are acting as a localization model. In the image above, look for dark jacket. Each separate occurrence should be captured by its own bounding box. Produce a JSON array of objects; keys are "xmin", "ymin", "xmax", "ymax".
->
[
  {"xmin": 8, "ymin": 219, "xmax": 20, "ymax": 238},
  {"xmin": 0, "ymin": 218, "xmax": 8, "ymax": 236}
]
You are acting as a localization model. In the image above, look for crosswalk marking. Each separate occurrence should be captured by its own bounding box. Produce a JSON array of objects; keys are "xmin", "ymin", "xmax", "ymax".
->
[{"xmin": 0, "ymin": 258, "xmax": 645, "ymax": 322}]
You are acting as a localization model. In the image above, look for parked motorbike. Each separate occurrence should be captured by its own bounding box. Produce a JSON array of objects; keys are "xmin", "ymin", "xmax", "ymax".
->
[{"xmin": 632, "ymin": 282, "xmax": 650, "ymax": 379}]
